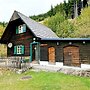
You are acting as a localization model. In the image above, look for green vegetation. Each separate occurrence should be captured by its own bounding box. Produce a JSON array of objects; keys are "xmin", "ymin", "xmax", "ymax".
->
[
  {"xmin": 44, "ymin": 6, "xmax": 90, "ymax": 38},
  {"xmin": 0, "ymin": 23, "xmax": 7, "ymax": 57},
  {"xmin": 30, "ymin": 0, "xmax": 90, "ymax": 38},
  {"xmin": 44, "ymin": 13, "xmax": 75, "ymax": 37},
  {"xmin": 72, "ymin": 6, "xmax": 90, "ymax": 37},
  {"xmin": 30, "ymin": 0, "xmax": 85, "ymax": 22},
  {"xmin": 0, "ymin": 25, "xmax": 5, "ymax": 38},
  {"xmin": 0, "ymin": 22, "xmax": 7, "ymax": 38},
  {"xmin": 0, "ymin": 69, "xmax": 90, "ymax": 90},
  {"xmin": 0, "ymin": 44, "xmax": 7, "ymax": 57},
  {"xmin": 30, "ymin": 3, "xmax": 64, "ymax": 22}
]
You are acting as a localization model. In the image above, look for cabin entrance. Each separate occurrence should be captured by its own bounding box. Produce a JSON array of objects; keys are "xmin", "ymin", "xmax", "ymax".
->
[
  {"xmin": 48, "ymin": 47, "xmax": 55, "ymax": 64},
  {"xmin": 63, "ymin": 46, "xmax": 80, "ymax": 67},
  {"xmin": 30, "ymin": 42, "xmax": 40, "ymax": 63}
]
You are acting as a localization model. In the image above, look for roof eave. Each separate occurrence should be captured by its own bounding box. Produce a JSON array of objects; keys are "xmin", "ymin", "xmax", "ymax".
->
[{"xmin": 40, "ymin": 38, "xmax": 90, "ymax": 41}]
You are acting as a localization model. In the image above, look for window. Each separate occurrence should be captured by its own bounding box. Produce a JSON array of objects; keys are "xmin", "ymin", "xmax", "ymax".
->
[
  {"xmin": 18, "ymin": 25, "xmax": 23, "ymax": 34},
  {"xmin": 16, "ymin": 24, "xmax": 26, "ymax": 34},
  {"xmin": 14, "ymin": 45, "xmax": 24, "ymax": 55},
  {"xmin": 17, "ymin": 45, "xmax": 22, "ymax": 54}
]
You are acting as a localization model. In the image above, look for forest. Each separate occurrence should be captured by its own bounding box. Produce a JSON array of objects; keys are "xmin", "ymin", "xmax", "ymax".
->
[{"xmin": 30, "ymin": 0, "xmax": 90, "ymax": 38}]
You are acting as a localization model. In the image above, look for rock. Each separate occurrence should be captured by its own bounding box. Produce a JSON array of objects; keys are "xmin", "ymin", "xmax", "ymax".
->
[
  {"xmin": 16, "ymin": 69, "xmax": 25, "ymax": 74},
  {"xmin": 21, "ymin": 76, "xmax": 32, "ymax": 80},
  {"xmin": 58, "ymin": 68, "xmax": 90, "ymax": 77}
]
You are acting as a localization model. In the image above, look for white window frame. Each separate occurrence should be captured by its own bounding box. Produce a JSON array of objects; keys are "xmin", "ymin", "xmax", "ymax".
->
[
  {"xmin": 18, "ymin": 25, "xmax": 23, "ymax": 34},
  {"xmin": 17, "ymin": 45, "xmax": 22, "ymax": 54}
]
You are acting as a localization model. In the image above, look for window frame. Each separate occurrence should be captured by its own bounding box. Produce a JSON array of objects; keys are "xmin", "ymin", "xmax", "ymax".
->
[
  {"xmin": 16, "ymin": 24, "xmax": 26, "ymax": 34},
  {"xmin": 17, "ymin": 45, "xmax": 22, "ymax": 54},
  {"xmin": 14, "ymin": 45, "xmax": 24, "ymax": 55},
  {"xmin": 18, "ymin": 25, "xmax": 23, "ymax": 34}
]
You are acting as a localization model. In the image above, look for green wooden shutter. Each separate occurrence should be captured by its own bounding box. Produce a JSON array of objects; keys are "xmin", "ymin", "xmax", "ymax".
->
[
  {"xmin": 23, "ymin": 24, "xmax": 26, "ymax": 32},
  {"xmin": 14, "ymin": 46, "xmax": 17, "ymax": 54},
  {"xmin": 21, "ymin": 45, "xmax": 24, "ymax": 54},
  {"xmin": 16, "ymin": 26, "xmax": 18, "ymax": 34}
]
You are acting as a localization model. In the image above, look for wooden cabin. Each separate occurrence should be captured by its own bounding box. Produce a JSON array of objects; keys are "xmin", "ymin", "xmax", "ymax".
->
[{"xmin": 1, "ymin": 11, "xmax": 90, "ymax": 67}]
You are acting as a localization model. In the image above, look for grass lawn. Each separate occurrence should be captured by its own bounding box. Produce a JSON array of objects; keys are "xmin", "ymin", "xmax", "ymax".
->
[{"xmin": 0, "ymin": 68, "xmax": 90, "ymax": 90}]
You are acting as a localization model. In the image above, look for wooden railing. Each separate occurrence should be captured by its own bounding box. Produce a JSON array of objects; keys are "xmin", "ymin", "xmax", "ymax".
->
[{"xmin": 0, "ymin": 57, "xmax": 30, "ymax": 69}]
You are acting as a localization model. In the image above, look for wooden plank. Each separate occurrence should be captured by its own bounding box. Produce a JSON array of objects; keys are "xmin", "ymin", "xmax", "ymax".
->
[
  {"xmin": 64, "ymin": 46, "xmax": 80, "ymax": 67},
  {"xmin": 48, "ymin": 47, "xmax": 55, "ymax": 64}
]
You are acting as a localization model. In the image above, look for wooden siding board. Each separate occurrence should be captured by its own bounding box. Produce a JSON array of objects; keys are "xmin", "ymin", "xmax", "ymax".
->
[
  {"xmin": 40, "ymin": 41, "xmax": 90, "ymax": 66},
  {"xmin": 7, "ymin": 23, "xmax": 34, "ymax": 56},
  {"xmin": 79, "ymin": 44, "xmax": 90, "ymax": 64},
  {"xmin": 56, "ymin": 46, "xmax": 63, "ymax": 62},
  {"xmin": 40, "ymin": 46, "xmax": 48, "ymax": 61},
  {"xmin": 48, "ymin": 47, "xmax": 55, "ymax": 64}
]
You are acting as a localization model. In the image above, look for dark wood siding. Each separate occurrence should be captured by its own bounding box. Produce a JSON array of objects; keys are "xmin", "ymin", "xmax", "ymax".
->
[
  {"xmin": 7, "ymin": 19, "xmax": 34, "ymax": 56},
  {"xmin": 63, "ymin": 46, "xmax": 80, "ymax": 67},
  {"xmin": 40, "ymin": 42, "xmax": 63, "ymax": 62},
  {"xmin": 8, "ymin": 29, "xmax": 34, "ymax": 56},
  {"xmin": 40, "ymin": 44, "xmax": 48, "ymax": 61},
  {"xmin": 40, "ymin": 41, "xmax": 90, "ymax": 66},
  {"xmin": 79, "ymin": 43, "xmax": 90, "ymax": 64}
]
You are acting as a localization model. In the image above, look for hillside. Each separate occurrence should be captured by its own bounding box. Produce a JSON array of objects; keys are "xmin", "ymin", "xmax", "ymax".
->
[
  {"xmin": 0, "ymin": 22, "xmax": 7, "ymax": 38},
  {"xmin": 71, "ymin": 6, "xmax": 90, "ymax": 37},
  {"xmin": 30, "ymin": 0, "xmax": 90, "ymax": 38},
  {"xmin": 0, "ymin": 25, "xmax": 7, "ymax": 57},
  {"xmin": 43, "ymin": 6, "xmax": 90, "ymax": 38},
  {"xmin": 0, "ymin": 25, "xmax": 5, "ymax": 38},
  {"xmin": 30, "ymin": 3, "xmax": 64, "ymax": 22}
]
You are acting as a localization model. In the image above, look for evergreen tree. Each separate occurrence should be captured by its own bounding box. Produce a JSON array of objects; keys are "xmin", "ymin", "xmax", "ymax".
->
[
  {"xmin": 63, "ymin": 0, "xmax": 69, "ymax": 18},
  {"xmin": 78, "ymin": 0, "xmax": 82, "ymax": 16},
  {"xmin": 48, "ymin": 5, "xmax": 55, "ymax": 17},
  {"xmin": 83, "ymin": 0, "xmax": 88, "ymax": 7}
]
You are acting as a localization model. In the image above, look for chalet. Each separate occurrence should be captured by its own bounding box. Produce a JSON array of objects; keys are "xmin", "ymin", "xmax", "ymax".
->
[{"xmin": 1, "ymin": 11, "xmax": 90, "ymax": 67}]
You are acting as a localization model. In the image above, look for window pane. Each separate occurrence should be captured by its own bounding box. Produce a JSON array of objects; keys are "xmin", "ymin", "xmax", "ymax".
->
[
  {"xmin": 15, "ymin": 45, "xmax": 24, "ymax": 55},
  {"xmin": 17, "ymin": 24, "xmax": 26, "ymax": 34},
  {"xmin": 18, "ymin": 25, "xmax": 23, "ymax": 34},
  {"xmin": 17, "ymin": 45, "xmax": 22, "ymax": 54},
  {"xmin": 23, "ymin": 24, "xmax": 26, "ymax": 32}
]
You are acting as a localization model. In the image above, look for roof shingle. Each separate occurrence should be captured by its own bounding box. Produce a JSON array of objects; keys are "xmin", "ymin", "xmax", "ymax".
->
[{"xmin": 11, "ymin": 11, "xmax": 59, "ymax": 39}]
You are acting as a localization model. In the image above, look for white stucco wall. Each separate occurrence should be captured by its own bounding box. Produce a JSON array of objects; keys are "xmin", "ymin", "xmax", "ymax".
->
[{"xmin": 39, "ymin": 61, "xmax": 90, "ymax": 69}]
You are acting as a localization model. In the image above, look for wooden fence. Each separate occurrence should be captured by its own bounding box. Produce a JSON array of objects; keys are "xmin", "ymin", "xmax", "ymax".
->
[{"xmin": 0, "ymin": 57, "xmax": 30, "ymax": 69}]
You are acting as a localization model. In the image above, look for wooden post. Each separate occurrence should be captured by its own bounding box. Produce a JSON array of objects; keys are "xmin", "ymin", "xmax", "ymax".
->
[
  {"xmin": 18, "ymin": 57, "xmax": 21, "ymax": 69},
  {"xmin": 30, "ymin": 43, "xmax": 33, "ymax": 62}
]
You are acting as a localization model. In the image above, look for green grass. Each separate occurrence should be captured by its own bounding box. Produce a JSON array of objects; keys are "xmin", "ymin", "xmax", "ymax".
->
[{"xmin": 0, "ymin": 69, "xmax": 90, "ymax": 90}]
